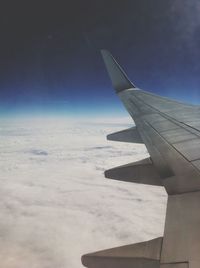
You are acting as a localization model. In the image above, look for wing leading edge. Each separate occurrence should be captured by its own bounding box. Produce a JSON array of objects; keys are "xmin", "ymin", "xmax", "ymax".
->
[{"xmin": 81, "ymin": 50, "xmax": 200, "ymax": 268}]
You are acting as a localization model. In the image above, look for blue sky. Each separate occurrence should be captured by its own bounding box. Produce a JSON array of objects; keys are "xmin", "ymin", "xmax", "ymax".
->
[{"xmin": 1, "ymin": 0, "xmax": 200, "ymax": 117}]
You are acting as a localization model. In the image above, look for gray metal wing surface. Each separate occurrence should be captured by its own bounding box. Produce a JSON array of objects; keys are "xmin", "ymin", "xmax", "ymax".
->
[{"xmin": 81, "ymin": 50, "xmax": 200, "ymax": 268}]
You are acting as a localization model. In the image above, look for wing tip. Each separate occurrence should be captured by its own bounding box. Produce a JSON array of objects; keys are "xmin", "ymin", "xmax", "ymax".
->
[
  {"xmin": 100, "ymin": 49, "xmax": 111, "ymax": 57},
  {"xmin": 100, "ymin": 49, "xmax": 136, "ymax": 93}
]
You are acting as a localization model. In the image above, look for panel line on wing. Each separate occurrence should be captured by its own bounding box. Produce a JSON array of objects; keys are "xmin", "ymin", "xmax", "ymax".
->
[
  {"xmin": 127, "ymin": 90, "xmax": 200, "ymax": 141},
  {"xmin": 132, "ymin": 91, "xmax": 200, "ymax": 138},
  {"xmin": 141, "ymin": 118, "xmax": 200, "ymax": 177}
]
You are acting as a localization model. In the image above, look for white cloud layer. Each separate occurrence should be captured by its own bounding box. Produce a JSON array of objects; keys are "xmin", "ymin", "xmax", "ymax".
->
[{"xmin": 0, "ymin": 117, "xmax": 167, "ymax": 268}]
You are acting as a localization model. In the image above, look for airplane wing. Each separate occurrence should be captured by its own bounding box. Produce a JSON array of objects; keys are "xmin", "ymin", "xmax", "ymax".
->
[
  {"xmin": 101, "ymin": 50, "xmax": 200, "ymax": 195},
  {"xmin": 81, "ymin": 50, "xmax": 200, "ymax": 268}
]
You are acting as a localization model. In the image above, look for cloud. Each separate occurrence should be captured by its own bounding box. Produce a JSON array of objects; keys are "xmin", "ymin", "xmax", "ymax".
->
[{"xmin": 0, "ymin": 117, "xmax": 167, "ymax": 268}]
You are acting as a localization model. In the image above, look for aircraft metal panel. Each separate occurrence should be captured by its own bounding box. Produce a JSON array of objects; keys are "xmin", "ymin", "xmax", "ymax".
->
[
  {"xmin": 105, "ymin": 158, "xmax": 162, "ymax": 186},
  {"xmin": 186, "ymin": 123, "xmax": 200, "ymax": 132},
  {"xmin": 163, "ymin": 175, "xmax": 200, "ymax": 195},
  {"xmin": 101, "ymin": 50, "xmax": 135, "ymax": 92},
  {"xmin": 82, "ymin": 237, "xmax": 162, "ymax": 268},
  {"xmin": 160, "ymin": 263, "xmax": 188, "ymax": 268},
  {"xmin": 134, "ymin": 118, "xmax": 200, "ymax": 181},
  {"xmin": 142, "ymin": 113, "xmax": 168, "ymax": 124},
  {"xmin": 107, "ymin": 126, "xmax": 143, "ymax": 143},
  {"xmin": 160, "ymin": 128, "xmax": 197, "ymax": 144},
  {"xmin": 120, "ymin": 97, "xmax": 200, "ymax": 194},
  {"xmin": 82, "ymin": 257, "xmax": 159, "ymax": 268},
  {"xmin": 128, "ymin": 95, "xmax": 154, "ymax": 115},
  {"xmin": 161, "ymin": 192, "xmax": 200, "ymax": 263},
  {"xmin": 135, "ymin": 91, "xmax": 185, "ymax": 112},
  {"xmin": 141, "ymin": 114, "xmax": 179, "ymax": 133},
  {"xmin": 149, "ymin": 120, "xmax": 179, "ymax": 133},
  {"xmin": 172, "ymin": 139, "xmax": 200, "ymax": 161},
  {"xmin": 188, "ymin": 261, "xmax": 200, "ymax": 268},
  {"xmin": 191, "ymin": 159, "xmax": 200, "ymax": 170}
]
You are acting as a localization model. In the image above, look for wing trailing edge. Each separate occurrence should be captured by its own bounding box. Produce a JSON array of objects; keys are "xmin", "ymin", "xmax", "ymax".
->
[
  {"xmin": 107, "ymin": 126, "xmax": 143, "ymax": 143},
  {"xmin": 101, "ymin": 49, "xmax": 135, "ymax": 93},
  {"xmin": 105, "ymin": 158, "xmax": 162, "ymax": 186}
]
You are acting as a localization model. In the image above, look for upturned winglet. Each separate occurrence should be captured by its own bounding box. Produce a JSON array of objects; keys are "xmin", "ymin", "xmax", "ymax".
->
[{"xmin": 101, "ymin": 49, "xmax": 135, "ymax": 93}]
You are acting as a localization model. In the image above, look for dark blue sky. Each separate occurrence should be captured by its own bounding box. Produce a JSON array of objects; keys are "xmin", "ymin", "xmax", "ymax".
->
[{"xmin": 1, "ymin": 0, "xmax": 200, "ymax": 117}]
